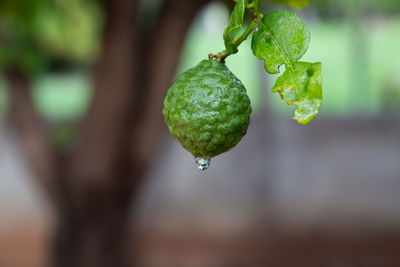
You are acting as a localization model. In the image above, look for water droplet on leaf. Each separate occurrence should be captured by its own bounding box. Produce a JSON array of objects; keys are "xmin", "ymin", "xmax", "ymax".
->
[{"xmin": 195, "ymin": 157, "xmax": 211, "ymax": 170}]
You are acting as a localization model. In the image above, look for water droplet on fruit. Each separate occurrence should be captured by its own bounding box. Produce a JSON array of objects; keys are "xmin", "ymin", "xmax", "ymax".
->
[{"xmin": 195, "ymin": 157, "xmax": 211, "ymax": 170}]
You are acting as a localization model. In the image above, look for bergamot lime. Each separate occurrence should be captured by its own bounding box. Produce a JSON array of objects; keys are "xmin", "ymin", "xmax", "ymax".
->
[{"xmin": 162, "ymin": 59, "xmax": 251, "ymax": 170}]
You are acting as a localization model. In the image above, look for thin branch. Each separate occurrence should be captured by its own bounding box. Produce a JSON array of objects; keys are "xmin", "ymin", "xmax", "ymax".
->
[{"xmin": 6, "ymin": 68, "xmax": 58, "ymax": 200}]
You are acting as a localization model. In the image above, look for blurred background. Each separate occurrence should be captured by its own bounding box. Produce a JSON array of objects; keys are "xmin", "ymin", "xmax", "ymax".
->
[{"xmin": 1, "ymin": 0, "xmax": 400, "ymax": 266}]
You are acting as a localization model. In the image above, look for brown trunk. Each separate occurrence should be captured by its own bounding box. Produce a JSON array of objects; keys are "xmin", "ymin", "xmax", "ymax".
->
[
  {"xmin": 51, "ymin": 0, "xmax": 210, "ymax": 266},
  {"xmin": 51, "ymin": 0, "xmax": 139, "ymax": 265},
  {"xmin": 52, "ymin": 191, "xmax": 133, "ymax": 267}
]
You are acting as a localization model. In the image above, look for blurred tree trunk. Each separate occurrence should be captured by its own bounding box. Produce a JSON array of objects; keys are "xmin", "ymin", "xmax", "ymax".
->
[{"xmin": 6, "ymin": 0, "xmax": 210, "ymax": 266}]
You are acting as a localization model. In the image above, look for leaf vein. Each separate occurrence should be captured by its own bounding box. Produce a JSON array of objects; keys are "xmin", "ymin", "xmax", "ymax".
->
[{"xmin": 259, "ymin": 22, "xmax": 291, "ymax": 65}]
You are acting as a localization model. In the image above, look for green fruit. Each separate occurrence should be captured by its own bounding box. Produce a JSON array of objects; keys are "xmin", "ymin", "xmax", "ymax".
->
[{"xmin": 162, "ymin": 59, "xmax": 251, "ymax": 161}]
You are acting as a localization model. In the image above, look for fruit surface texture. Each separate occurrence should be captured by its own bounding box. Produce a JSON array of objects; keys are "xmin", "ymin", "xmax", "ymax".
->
[{"xmin": 163, "ymin": 59, "xmax": 251, "ymax": 158}]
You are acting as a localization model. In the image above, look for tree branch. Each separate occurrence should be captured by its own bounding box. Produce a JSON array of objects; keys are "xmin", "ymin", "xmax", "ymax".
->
[{"xmin": 6, "ymin": 68, "xmax": 58, "ymax": 200}]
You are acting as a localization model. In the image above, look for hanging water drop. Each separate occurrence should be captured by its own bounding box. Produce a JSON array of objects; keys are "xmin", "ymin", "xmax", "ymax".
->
[{"xmin": 195, "ymin": 157, "xmax": 211, "ymax": 170}]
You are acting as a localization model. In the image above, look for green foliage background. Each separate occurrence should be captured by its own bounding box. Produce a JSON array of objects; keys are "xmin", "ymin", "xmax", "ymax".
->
[
  {"xmin": 0, "ymin": 0, "xmax": 102, "ymax": 74},
  {"xmin": 1, "ymin": 0, "xmax": 400, "ymax": 120}
]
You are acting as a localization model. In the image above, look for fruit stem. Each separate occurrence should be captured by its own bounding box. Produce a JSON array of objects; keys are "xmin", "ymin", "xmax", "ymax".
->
[
  {"xmin": 209, "ymin": 0, "xmax": 262, "ymax": 63},
  {"xmin": 208, "ymin": 50, "xmax": 229, "ymax": 63},
  {"xmin": 234, "ymin": 0, "xmax": 262, "ymax": 47},
  {"xmin": 234, "ymin": 18, "xmax": 257, "ymax": 46}
]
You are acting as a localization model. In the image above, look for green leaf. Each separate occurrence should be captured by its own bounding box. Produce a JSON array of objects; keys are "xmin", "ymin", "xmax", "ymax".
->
[
  {"xmin": 271, "ymin": 62, "xmax": 322, "ymax": 124},
  {"xmin": 251, "ymin": 10, "xmax": 310, "ymax": 74},
  {"xmin": 223, "ymin": 0, "xmax": 248, "ymax": 54},
  {"xmin": 270, "ymin": 0, "xmax": 312, "ymax": 10}
]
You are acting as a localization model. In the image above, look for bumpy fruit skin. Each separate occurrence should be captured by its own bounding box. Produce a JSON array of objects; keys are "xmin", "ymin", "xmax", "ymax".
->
[{"xmin": 163, "ymin": 59, "xmax": 251, "ymax": 158}]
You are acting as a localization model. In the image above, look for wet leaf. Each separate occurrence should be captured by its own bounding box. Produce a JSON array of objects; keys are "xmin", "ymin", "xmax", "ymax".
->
[
  {"xmin": 271, "ymin": 62, "xmax": 322, "ymax": 124},
  {"xmin": 251, "ymin": 10, "xmax": 310, "ymax": 74},
  {"xmin": 223, "ymin": 0, "xmax": 248, "ymax": 54}
]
